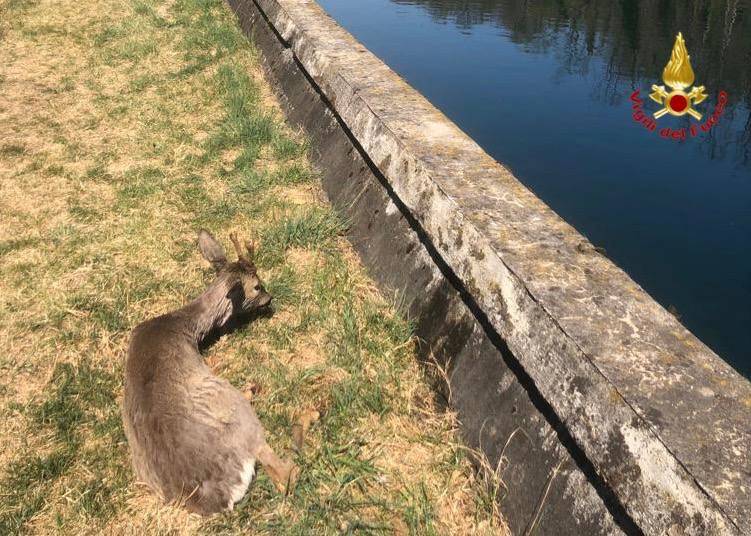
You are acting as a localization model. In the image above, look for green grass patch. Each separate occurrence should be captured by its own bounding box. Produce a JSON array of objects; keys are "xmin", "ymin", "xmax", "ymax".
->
[
  {"xmin": 0, "ymin": 449, "xmax": 77, "ymax": 534},
  {"xmin": 0, "ymin": 236, "xmax": 40, "ymax": 256},
  {"xmin": 0, "ymin": 361, "xmax": 126, "ymax": 532},
  {"xmin": 0, "ymin": 143, "xmax": 26, "ymax": 157},
  {"xmin": 259, "ymin": 208, "xmax": 346, "ymax": 267},
  {"xmin": 116, "ymin": 166, "xmax": 166, "ymax": 209},
  {"xmin": 206, "ymin": 64, "xmax": 275, "ymax": 168}
]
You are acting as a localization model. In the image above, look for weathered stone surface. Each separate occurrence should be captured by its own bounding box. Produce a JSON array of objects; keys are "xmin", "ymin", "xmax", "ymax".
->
[{"xmin": 227, "ymin": 0, "xmax": 751, "ymax": 534}]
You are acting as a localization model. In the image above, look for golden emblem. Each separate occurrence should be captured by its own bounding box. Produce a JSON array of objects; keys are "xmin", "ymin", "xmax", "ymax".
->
[{"xmin": 650, "ymin": 33, "xmax": 707, "ymax": 120}]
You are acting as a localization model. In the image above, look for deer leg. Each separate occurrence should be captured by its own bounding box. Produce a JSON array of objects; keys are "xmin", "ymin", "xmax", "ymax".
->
[{"xmin": 256, "ymin": 443, "xmax": 299, "ymax": 493}]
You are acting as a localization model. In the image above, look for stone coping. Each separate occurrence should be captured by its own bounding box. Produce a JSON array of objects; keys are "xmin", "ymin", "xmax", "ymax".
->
[{"xmin": 244, "ymin": 0, "xmax": 751, "ymax": 532}]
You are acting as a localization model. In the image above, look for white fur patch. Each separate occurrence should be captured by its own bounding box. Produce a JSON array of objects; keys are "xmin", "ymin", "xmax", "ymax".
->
[{"xmin": 227, "ymin": 458, "xmax": 255, "ymax": 510}]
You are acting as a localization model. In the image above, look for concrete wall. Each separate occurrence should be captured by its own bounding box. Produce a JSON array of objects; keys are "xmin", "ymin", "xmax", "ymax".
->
[{"xmin": 226, "ymin": 0, "xmax": 751, "ymax": 533}]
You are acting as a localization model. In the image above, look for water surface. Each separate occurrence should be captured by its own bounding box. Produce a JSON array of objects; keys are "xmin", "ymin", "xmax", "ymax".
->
[{"xmin": 318, "ymin": 0, "xmax": 751, "ymax": 376}]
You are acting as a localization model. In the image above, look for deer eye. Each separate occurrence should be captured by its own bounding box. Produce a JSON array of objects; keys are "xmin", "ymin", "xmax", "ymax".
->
[{"xmin": 253, "ymin": 284, "xmax": 261, "ymax": 292}]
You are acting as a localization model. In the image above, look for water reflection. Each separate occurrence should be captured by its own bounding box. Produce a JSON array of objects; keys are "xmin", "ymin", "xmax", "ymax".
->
[{"xmin": 394, "ymin": 0, "xmax": 751, "ymax": 166}]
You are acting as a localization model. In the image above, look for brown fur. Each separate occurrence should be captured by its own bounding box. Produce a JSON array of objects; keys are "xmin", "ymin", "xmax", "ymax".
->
[{"xmin": 122, "ymin": 230, "xmax": 297, "ymax": 515}]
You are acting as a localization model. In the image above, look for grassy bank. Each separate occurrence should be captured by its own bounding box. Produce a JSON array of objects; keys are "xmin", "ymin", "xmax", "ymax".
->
[{"xmin": 0, "ymin": 0, "xmax": 506, "ymax": 533}]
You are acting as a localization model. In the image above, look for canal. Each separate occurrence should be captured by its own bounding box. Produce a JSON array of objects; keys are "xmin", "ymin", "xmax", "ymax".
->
[{"xmin": 317, "ymin": 0, "xmax": 751, "ymax": 377}]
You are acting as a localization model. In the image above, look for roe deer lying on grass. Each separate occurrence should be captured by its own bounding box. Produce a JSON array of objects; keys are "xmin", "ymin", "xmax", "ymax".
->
[{"xmin": 122, "ymin": 230, "xmax": 298, "ymax": 515}]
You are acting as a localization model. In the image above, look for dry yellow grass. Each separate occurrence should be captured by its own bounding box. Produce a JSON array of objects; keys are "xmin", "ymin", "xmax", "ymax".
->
[{"xmin": 0, "ymin": 0, "xmax": 508, "ymax": 533}]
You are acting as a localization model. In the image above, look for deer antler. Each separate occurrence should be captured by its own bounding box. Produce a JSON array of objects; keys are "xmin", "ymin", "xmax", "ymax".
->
[
  {"xmin": 229, "ymin": 232, "xmax": 256, "ymax": 264},
  {"xmin": 244, "ymin": 239, "xmax": 255, "ymax": 261},
  {"xmin": 229, "ymin": 232, "xmax": 247, "ymax": 261}
]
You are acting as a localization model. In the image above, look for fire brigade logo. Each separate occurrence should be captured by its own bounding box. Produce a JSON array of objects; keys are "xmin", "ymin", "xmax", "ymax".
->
[
  {"xmin": 630, "ymin": 32, "xmax": 728, "ymax": 141},
  {"xmin": 649, "ymin": 33, "xmax": 707, "ymax": 120}
]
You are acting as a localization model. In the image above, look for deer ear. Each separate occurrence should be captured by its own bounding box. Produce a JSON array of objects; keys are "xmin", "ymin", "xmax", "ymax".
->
[{"xmin": 198, "ymin": 229, "xmax": 227, "ymax": 270}]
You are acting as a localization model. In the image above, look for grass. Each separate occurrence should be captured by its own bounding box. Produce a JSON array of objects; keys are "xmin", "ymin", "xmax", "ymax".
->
[{"xmin": 0, "ymin": 0, "xmax": 508, "ymax": 533}]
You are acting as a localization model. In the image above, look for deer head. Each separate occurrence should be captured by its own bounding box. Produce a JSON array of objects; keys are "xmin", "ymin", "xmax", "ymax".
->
[{"xmin": 197, "ymin": 229, "xmax": 272, "ymax": 314}]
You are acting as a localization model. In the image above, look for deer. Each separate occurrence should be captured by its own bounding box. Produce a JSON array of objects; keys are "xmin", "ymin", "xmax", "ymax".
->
[{"xmin": 122, "ymin": 229, "xmax": 298, "ymax": 515}]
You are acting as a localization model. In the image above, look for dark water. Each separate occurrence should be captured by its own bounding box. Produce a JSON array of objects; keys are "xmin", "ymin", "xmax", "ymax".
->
[{"xmin": 318, "ymin": 0, "xmax": 751, "ymax": 376}]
